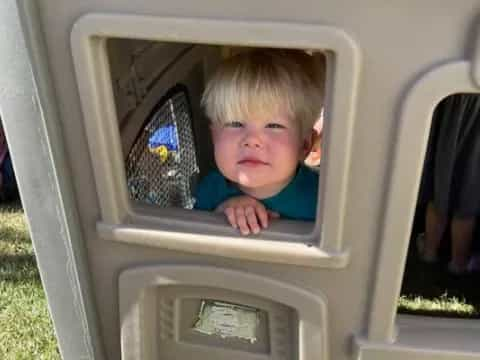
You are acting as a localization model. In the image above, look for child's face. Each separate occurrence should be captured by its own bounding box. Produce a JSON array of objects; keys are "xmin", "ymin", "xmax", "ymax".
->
[{"xmin": 211, "ymin": 111, "xmax": 307, "ymax": 199}]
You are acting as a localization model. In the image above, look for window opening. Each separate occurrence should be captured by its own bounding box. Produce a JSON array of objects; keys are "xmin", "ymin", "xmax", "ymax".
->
[
  {"xmin": 103, "ymin": 36, "xmax": 349, "ymax": 256},
  {"xmin": 125, "ymin": 87, "xmax": 199, "ymax": 209},
  {"xmin": 399, "ymin": 93, "xmax": 480, "ymax": 318},
  {"xmin": 111, "ymin": 42, "xmax": 326, "ymax": 224}
]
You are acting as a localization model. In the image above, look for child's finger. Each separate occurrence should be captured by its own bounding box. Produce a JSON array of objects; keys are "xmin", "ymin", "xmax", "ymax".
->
[
  {"xmin": 254, "ymin": 203, "xmax": 269, "ymax": 229},
  {"xmin": 235, "ymin": 207, "xmax": 250, "ymax": 235},
  {"xmin": 268, "ymin": 210, "xmax": 280, "ymax": 219},
  {"xmin": 224, "ymin": 207, "xmax": 237, "ymax": 229},
  {"xmin": 245, "ymin": 206, "xmax": 260, "ymax": 234}
]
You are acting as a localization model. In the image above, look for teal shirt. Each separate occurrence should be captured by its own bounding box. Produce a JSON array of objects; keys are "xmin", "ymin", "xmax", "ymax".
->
[{"xmin": 194, "ymin": 165, "xmax": 318, "ymax": 221}]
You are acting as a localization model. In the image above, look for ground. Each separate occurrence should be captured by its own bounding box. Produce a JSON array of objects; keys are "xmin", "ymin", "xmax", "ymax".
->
[{"xmin": 0, "ymin": 202, "xmax": 60, "ymax": 360}]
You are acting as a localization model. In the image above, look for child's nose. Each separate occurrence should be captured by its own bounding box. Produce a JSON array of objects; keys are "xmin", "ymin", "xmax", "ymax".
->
[{"xmin": 242, "ymin": 131, "xmax": 262, "ymax": 148}]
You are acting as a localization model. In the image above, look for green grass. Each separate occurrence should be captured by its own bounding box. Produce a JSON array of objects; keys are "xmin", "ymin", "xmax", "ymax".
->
[
  {"xmin": 0, "ymin": 202, "xmax": 60, "ymax": 360},
  {"xmin": 398, "ymin": 294, "xmax": 477, "ymax": 318}
]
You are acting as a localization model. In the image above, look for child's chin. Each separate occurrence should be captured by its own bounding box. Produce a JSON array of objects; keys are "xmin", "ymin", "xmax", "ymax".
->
[
  {"xmin": 235, "ymin": 175, "xmax": 269, "ymax": 188},
  {"xmin": 236, "ymin": 180, "xmax": 275, "ymax": 194},
  {"xmin": 238, "ymin": 181, "xmax": 263, "ymax": 188}
]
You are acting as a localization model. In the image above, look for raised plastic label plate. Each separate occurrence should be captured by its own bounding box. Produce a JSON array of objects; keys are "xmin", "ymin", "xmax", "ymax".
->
[{"xmin": 193, "ymin": 300, "xmax": 259, "ymax": 343}]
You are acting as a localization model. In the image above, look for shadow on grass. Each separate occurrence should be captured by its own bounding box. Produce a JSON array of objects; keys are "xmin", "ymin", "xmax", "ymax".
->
[
  {"xmin": 398, "ymin": 202, "xmax": 480, "ymax": 318},
  {"xmin": 0, "ymin": 226, "xmax": 30, "ymax": 244},
  {"xmin": 0, "ymin": 200, "xmax": 22, "ymax": 213},
  {"xmin": 400, "ymin": 236, "xmax": 480, "ymax": 318},
  {"xmin": 0, "ymin": 254, "xmax": 40, "ymax": 283}
]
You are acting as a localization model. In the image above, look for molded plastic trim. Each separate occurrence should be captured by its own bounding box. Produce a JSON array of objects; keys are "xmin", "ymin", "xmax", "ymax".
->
[
  {"xmin": 71, "ymin": 13, "xmax": 360, "ymax": 267},
  {"xmin": 367, "ymin": 61, "xmax": 478, "ymax": 342},
  {"xmin": 119, "ymin": 265, "xmax": 329, "ymax": 360}
]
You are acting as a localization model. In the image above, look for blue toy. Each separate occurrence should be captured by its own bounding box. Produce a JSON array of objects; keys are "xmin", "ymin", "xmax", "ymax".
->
[{"xmin": 148, "ymin": 124, "xmax": 179, "ymax": 162}]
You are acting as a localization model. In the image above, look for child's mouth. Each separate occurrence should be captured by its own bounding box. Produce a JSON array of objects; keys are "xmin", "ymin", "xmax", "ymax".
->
[{"xmin": 238, "ymin": 158, "xmax": 268, "ymax": 166}]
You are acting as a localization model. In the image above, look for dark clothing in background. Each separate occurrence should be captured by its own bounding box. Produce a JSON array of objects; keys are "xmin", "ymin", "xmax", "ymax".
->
[
  {"xmin": 420, "ymin": 94, "xmax": 480, "ymax": 218},
  {"xmin": 1, "ymin": 153, "xmax": 17, "ymax": 201},
  {"xmin": 0, "ymin": 122, "xmax": 18, "ymax": 201}
]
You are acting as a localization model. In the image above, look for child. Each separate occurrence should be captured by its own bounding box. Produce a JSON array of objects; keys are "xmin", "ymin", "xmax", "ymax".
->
[{"xmin": 195, "ymin": 49, "xmax": 323, "ymax": 235}]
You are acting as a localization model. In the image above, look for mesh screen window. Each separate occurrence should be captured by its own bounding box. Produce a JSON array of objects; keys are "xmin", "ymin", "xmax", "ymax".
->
[{"xmin": 125, "ymin": 88, "xmax": 199, "ymax": 209}]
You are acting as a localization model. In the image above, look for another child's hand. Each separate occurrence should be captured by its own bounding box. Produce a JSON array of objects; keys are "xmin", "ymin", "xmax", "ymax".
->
[{"xmin": 215, "ymin": 196, "xmax": 280, "ymax": 235}]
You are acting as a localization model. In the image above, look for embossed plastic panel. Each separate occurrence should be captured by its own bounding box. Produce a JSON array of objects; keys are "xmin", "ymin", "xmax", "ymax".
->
[
  {"xmin": 119, "ymin": 266, "xmax": 328, "ymax": 360},
  {"xmin": 136, "ymin": 287, "xmax": 295, "ymax": 359}
]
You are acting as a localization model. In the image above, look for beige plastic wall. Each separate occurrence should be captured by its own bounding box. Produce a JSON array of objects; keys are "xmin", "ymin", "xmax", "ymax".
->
[{"xmin": 4, "ymin": 0, "xmax": 480, "ymax": 359}]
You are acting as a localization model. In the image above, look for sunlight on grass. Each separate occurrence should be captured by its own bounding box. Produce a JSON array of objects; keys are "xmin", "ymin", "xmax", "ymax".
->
[
  {"xmin": 398, "ymin": 294, "xmax": 477, "ymax": 317},
  {"xmin": 0, "ymin": 203, "xmax": 60, "ymax": 360}
]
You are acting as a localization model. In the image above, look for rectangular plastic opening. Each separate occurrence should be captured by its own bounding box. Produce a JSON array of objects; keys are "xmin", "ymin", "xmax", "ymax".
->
[
  {"xmin": 398, "ymin": 93, "xmax": 480, "ymax": 319},
  {"xmin": 393, "ymin": 93, "xmax": 480, "ymax": 351},
  {"xmin": 108, "ymin": 39, "xmax": 325, "ymax": 235},
  {"xmin": 71, "ymin": 15, "xmax": 359, "ymax": 266}
]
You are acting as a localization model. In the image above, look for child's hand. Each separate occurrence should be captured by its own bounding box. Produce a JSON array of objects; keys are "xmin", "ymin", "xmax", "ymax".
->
[{"xmin": 215, "ymin": 196, "xmax": 280, "ymax": 235}]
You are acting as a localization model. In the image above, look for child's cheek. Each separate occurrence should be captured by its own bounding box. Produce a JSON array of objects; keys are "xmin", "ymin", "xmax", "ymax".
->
[
  {"xmin": 213, "ymin": 131, "xmax": 238, "ymax": 164},
  {"xmin": 212, "ymin": 128, "xmax": 226, "ymax": 145},
  {"xmin": 270, "ymin": 132, "xmax": 302, "ymax": 150},
  {"xmin": 214, "ymin": 131, "xmax": 234, "ymax": 149}
]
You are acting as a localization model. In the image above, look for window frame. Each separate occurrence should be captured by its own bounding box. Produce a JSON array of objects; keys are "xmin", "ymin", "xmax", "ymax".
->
[
  {"xmin": 71, "ymin": 14, "xmax": 360, "ymax": 267},
  {"xmin": 364, "ymin": 60, "xmax": 480, "ymax": 352}
]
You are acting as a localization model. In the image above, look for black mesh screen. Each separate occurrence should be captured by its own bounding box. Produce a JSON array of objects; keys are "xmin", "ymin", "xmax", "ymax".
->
[{"xmin": 125, "ymin": 89, "xmax": 199, "ymax": 208}]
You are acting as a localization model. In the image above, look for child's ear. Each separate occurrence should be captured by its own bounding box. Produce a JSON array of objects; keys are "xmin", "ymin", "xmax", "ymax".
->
[
  {"xmin": 302, "ymin": 129, "xmax": 322, "ymax": 166},
  {"xmin": 301, "ymin": 131, "xmax": 315, "ymax": 159}
]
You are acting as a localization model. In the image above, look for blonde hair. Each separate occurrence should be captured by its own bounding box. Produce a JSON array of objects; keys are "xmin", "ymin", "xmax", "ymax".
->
[{"xmin": 201, "ymin": 49, "xmax": 324, "ymax": 138}]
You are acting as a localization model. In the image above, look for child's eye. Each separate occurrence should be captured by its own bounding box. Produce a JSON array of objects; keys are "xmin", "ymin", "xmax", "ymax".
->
[
  {"xmin": 266, "ymin": 123, "xmax": 286, "ymax": 129},
  {"xmin": 224, "ymin": 121, "xmax": 244, "ymax": 128}
]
